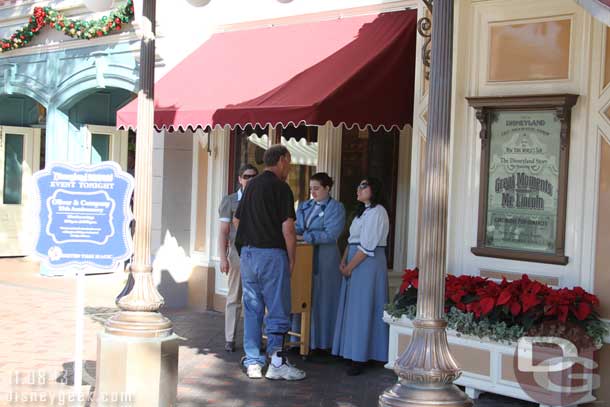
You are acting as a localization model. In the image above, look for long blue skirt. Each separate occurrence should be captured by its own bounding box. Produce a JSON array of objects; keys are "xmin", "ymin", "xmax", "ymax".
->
[
  {"xmin": 310, "ymin": 243, "xmax": 342, "ymax": 349},
  {"xmin": 331, "ymin": 245, "xmax": 389, "ymax": 362}
]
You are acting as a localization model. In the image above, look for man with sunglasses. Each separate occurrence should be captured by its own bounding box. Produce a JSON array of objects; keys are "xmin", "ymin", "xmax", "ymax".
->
[{"xmin": 218, "ymin": 163, "xmax": 259, "ymax": 352}]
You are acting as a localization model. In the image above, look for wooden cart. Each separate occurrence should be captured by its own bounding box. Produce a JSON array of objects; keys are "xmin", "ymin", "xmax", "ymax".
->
[
  {"xmin": 286, "ymin": 243, "xmax": 314, "ymax": 358},
  {"xmin": 262, "ymin": 243, "xmax": 314, "ymax": 358}
]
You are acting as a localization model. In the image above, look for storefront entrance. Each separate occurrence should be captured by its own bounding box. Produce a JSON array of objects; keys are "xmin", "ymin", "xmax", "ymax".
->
[
  {"xmin": 62, "ymin": 87, "xmax": 135, "ymax": 170},
  {"xmin": 0, "ymin": 95, "xmax": 45, "ymax": 256},
  {"xmin": 339, "ymin": 127, "xmax": 400, "ymax": 267},
  {"xmin": 229, "ymin": 123, "xmax": 403, "ymax": 268}
]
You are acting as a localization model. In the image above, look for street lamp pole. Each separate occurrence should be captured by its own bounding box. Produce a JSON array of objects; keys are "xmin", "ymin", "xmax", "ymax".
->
[
  {"xmin": 379, "ymin": 1, "xmax": 472, "ymax": 406},
  {"xmin": 105, "ymin": 0, "xmax": 172, "ymax": 338},
  {"xmin": 95, "ymin": 1, "xmax": 179, "ymax": 405}
]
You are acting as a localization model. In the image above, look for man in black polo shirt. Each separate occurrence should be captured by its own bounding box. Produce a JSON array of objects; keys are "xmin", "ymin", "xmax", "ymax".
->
[{"xmin": 234, "ymin": 145, "xmax": 306, "ymax": 381}]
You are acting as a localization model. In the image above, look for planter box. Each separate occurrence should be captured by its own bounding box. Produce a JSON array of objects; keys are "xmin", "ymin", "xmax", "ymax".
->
[{"xmin": 384, "ymin": 311, "xmax": 596, "ymax": 407}]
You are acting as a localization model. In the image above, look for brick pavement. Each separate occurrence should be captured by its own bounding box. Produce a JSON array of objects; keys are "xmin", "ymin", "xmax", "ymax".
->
[{"xmin": 0, "ymin": 258, "xmax": 534, "ymax": 407}]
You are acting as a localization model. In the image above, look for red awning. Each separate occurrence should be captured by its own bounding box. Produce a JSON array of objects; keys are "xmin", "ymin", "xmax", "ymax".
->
[{"xmin": 117, "ymin": 9, "xmax": 417, "ymax": 132}]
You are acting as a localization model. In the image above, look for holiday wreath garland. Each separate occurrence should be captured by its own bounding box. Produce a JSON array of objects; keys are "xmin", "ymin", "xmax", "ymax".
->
[{"xmin": 0, "ymin": 0, "xmax": 134, "ymax": 53}]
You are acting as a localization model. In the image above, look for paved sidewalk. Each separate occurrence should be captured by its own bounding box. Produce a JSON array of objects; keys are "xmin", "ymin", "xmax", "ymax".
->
[
  {"xmin": 170, "ymin": 311, "xmax": 533, "ymax": 407},
  {"xmin": 0, "ymin": 257, "xmax": 125, "ymax": 406},
  {"xmin": 0, "ymin": 258, "xmax": 533, "ymax": 407}
]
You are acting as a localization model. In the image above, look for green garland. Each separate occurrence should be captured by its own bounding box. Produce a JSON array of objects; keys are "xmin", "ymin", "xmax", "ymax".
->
[{"xmin": 1, "ymin": 0, "xmax": 134, "ymax": 53}]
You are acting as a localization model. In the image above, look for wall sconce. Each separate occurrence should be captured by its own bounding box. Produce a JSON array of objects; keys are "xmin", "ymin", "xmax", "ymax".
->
[
  {"xmin": 83, "ymin": 0, "xmax": 113, "ymax": 12},
  {"xmin": 186, "ymin": 0, "xmax": 212, "ymax": 6}
]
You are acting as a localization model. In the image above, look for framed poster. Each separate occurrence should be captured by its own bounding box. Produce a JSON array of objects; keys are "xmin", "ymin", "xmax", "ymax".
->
[{"xmin": 467, "ymin": 94, "xmax": 578, "ymax": 265}]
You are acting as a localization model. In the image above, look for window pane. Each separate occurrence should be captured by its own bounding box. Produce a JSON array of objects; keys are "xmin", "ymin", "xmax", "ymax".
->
[
  {"xmin": 3, "ymin": 134, "xmax": 24, "ymax": 204},
  {"xmin": 91, "ymin": 133, "xmax": 110, "ymax": 164},
  {"xmin": 231, "ymin": 126, "xmax": 268, "ymax": 192},
  {"xmin": 280, "ymin": 125, "xmax": 318, "ymax": 206},
  {"xmin": 230, "ymin": 125, "xmax": 319, "ymax": 207}
]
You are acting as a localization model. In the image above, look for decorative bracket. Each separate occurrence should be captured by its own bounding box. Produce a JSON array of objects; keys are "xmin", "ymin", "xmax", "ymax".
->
[
  {"xmin": 555, "ymin": 105, "xmax": 571, "ymax": 152},
  {"xmin": 0, "ymin": 63, "xmax": 16, "ymax": 95},
  {"xmin": 91, "ymin": 51, "xmax": 108, "ymax": 88},
  {"xmin": 418, "ymin": 0, "xmax": 433, "ymax": 80}
]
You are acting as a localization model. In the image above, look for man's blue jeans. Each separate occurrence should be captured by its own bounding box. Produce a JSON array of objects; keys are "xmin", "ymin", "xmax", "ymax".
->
[{"xmin": 240, "ymin": 246, "xmax": 291, "ymax": 367}]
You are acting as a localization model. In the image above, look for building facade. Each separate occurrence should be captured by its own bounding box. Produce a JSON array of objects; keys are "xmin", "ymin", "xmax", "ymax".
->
[
  {"xmin": 1, "ymin": 0, "xmax": 609, "ymax": 404},
  {"xmin": 0, "ymin": 0, "xmax": 139, "ymax": 258},
  {"xmin": 146, "ymin": 0, "xmax": 610, "ymax": 404}
]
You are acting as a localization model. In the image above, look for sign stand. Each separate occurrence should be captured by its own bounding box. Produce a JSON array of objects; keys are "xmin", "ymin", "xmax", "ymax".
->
[
  {"xmin": 74, "ymin": 267, "xmax": 85, "ymax": 394},
  {"xmin": 31, "ymin": 162, "xmax": 135, "ymax": 400}
]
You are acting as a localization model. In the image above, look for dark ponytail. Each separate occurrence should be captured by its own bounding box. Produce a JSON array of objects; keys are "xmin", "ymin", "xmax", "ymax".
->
[{"xmin": 356, "ymin": 177, "xmax": 383, "ymax": 218}]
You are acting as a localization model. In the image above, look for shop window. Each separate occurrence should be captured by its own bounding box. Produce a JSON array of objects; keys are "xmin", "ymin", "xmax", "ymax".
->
[
  {"xmin": 229, "ymin": 125, "xmax": 269, "ymax": 193},
  {"xmin": 229, "ymin": 124, "xmax": 318, "ymax": 206},
  {"xmin": 339, "ymin": 127, "xmax": 400, "ymax": 267},
  {"xmin": 91, "ymin": 133, "xmax": 111, "ymax": 163},
  {"xmin": 3, "ymin": 134, "xmax": 24, "ymax": 204},
  {"xmin": 83, "ymin": 125, "xmax": 129, "ymax": 169},
  {"xmin": 279, "ymin": 125, "xmax": 318, "ymax": 205}
]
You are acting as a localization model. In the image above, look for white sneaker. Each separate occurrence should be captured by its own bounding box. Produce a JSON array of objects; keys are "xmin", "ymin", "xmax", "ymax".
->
[
  {"xmin": 246, "ymin": 364, "xmax": 263, "ymax": 379},
  {"xmin": 265, "ymin": 361, "xmax": 306, "ymax": 381}
]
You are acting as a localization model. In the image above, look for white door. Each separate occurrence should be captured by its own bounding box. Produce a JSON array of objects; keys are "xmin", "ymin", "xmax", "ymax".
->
[
  {"xmin": 83, "ymin": 125, "xmax": 128, "ymax": 169},
  {"xmin": 83, "ymin": 125, "xmax": 129, "ymax": 275},
  {"xmin": 0, "ymin": 126, "xmax": 41, "ymax": 256}
]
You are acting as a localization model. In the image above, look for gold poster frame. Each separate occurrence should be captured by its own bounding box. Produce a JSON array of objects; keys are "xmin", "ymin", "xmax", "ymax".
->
[{"xmin": 467, "ymin": 94, "xmax": 578, "ymax": 265}]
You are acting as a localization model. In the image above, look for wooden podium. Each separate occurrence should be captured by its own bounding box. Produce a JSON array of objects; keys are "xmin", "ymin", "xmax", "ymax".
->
[{"xmin": 287, "ymin": 242, "xmax": 314, "ymax": 357}]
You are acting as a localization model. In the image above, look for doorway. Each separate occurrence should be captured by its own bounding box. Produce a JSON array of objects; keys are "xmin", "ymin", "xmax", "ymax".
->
[
  {"xmin": 0, "ymin": 126, "xmax": 42, "ymax": 256},
  {"xmin": 339, "ymin": 127, "xmax": 400, "ymax": 267},
  {"xmin": 0, "ymin": 94, "xmax": 45, "ymax": 256}
]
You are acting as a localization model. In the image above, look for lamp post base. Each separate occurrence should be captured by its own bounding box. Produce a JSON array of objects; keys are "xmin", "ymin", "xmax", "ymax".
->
[
  {"xmin": 379, "ymin": 383, "xmax": 473, "ymax": 407},
  {"xmin": 94, "ymin": 331, "xmax": 179, "ymax": 407},
  {"xmin": 105, "ymin": 311, "xmax": 173, "ymax": 338}
]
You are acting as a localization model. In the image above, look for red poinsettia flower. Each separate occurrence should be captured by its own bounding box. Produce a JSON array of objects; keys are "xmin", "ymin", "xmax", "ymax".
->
[
  {"xmin": 573, "ymin": 302, "xmax": 592, "ymax": 321},
  {"xmin": 544, "ymin": 288, "xmax": 576, "ymax": 323},
  {"xmin": 510, "ymin": 301, "xmax": 522, "ymax": 316},
  {"xmin": 399, "ymin": 268, "xmax": 419, "ymax": 293},
  {"xmin": 393, "ymin": 268, "xmax": 601, "ymax": 329},
  {"xmin": 497, "ymin": 288, "xmax": 512, "ymax": 306},
  {"xmin": 445, "ymin": 274, "xmax": 467, "ymax": 304},
  {"xmin": 474, "ymin": 280, "xmax": 500, "ymax": 316}
]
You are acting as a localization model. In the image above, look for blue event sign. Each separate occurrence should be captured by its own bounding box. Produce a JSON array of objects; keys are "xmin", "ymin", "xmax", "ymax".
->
[{"xmin": 33, "ymin": 162, "xmax": 135, "ymax": 270}]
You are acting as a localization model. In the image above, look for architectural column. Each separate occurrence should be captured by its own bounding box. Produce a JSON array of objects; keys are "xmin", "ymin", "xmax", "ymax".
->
[
  {"xmin": 204, "ymin": 125, "xmax": 230, "ymax": 259},
  {"xmin": 96, "ymin": 1, "xmax": 179, "ymax": 405},
  {"xmin": 379, "ymin": 1, "xmax": 472, "ymax": 406},
  {"xmin": 317, "ymin": 122, "xmax": 343, "ymax": 198},
  {"xmin": 203, "ymin": 125, "xmax": 230, "ymax": 306},
  {"xmin": 392, "ymin": 126, "xmax": 412, "ymax": 273}
]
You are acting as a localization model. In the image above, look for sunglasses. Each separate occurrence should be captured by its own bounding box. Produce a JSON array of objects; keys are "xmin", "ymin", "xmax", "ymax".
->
[
  {"xmin": 241, "ymin": 173, "xmax": 257, "ymax": 180},
  {"xmin": 357, "ymin": 182, "xmax": 369, "ymax": 190}
]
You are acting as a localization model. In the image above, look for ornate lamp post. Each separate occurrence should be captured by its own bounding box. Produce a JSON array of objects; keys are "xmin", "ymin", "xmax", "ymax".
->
[
  {"xmin": 379, "ymin": 1, "xmax": 472, "ymax": 406},
  {"xmin": 95, "ymin": 1, "xmax": 179, "ymax": 405},
  {"xmin": 103, "ymin": 0, "xmax": 172, "ymax": 338}
]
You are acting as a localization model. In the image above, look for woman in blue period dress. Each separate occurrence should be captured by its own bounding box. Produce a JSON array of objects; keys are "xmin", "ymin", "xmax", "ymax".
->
[
  {"xmin": 293, "ymin": 172, "xmax": 346, "ymax": 351},
  {"xmin": 332, "ymin": 177, "xmax": 389, "ymax": 375}
]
